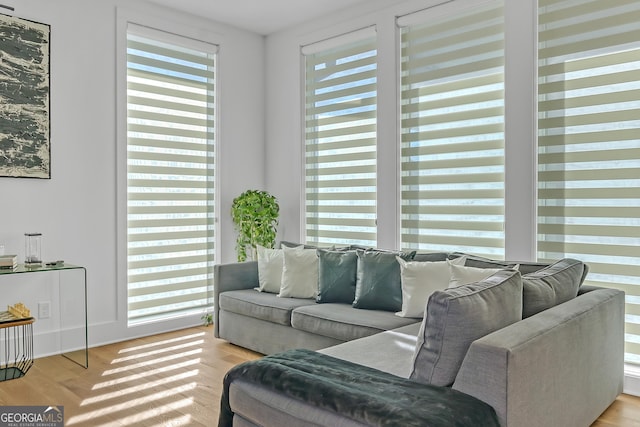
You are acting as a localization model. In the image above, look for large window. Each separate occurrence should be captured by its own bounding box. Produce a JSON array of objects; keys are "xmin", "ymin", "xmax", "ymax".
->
[
  {"xmin": 303, "ymin": 29, "xmax": 377, "ymax": 247},
  {"xmin": 399, "ymin": 1, "xmax": 505, "ymax": 258},
  {"xmin": 538, "ymin": 0, "xmax": 640, "ymax": 363},
  {"xmin": 126, "ymin": 24, "xmax": 217, "ymax": 324}
]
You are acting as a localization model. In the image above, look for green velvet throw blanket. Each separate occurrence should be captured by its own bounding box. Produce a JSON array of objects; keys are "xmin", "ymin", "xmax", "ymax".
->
[{"xmin": 218, "ymin": 349, "xmax": 499, "ymax": 427}]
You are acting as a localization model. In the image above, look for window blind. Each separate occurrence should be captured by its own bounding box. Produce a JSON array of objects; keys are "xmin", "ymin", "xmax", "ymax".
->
[
  {"xmin": 538, "ymin": 0, "xmax": 640, "ymax": 364},
  {"xmin": 303, "ymin": 30, "xmax": 377, "ymax": 247},
  {"xmin": 126, "ymin": 24, "xmax": 216, "ymax": 324},
  {"xmin": 399, "ymin": 1, "xmax": 505, "ymax": 258}
]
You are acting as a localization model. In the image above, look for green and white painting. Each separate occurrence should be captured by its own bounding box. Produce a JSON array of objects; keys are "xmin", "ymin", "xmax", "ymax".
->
[{"xmin": 0, "ymin": 13, "xmax": 50, "ymax": 179}]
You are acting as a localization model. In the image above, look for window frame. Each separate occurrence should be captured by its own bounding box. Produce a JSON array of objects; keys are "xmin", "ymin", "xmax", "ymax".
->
[{"xmin": 116, "ymin": 8, "xmax": 221, "ymax": 330}]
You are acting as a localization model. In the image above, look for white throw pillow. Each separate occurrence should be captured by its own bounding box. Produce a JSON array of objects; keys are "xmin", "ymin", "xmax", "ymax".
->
[
  {"xmin": 256, "ymin": 245, "xmax": 287, "ymax": 293},
  {"xmin": 395, "ymin": 256, "xmax": 466, "ymax": 318},
  {"xmin": 448, "ymin": 262, "xmax": 503, "ymax": 288},
  {"xmin": 279, "ymin": 246, "xmax": 319, "ymax": 299}
]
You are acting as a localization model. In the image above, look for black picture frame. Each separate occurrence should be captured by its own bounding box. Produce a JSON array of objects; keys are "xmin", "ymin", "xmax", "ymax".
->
[{"xmin": 0, "ymin": 13, "xmax": 51, "ymax": 179}]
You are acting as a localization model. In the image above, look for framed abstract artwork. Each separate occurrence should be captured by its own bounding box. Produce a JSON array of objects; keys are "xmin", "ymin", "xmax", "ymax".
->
[{"xmin": 0, "ymin": 13, "xmax": 51, "ymax": 179}]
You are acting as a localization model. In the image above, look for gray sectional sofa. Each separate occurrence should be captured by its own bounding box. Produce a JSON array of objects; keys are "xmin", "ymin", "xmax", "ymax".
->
[{"xmin": 214, "ymin": 251, "xmax": 625, "ymax": 427}]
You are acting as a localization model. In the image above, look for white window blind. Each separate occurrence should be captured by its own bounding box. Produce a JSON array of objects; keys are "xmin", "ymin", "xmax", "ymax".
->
[
  {"xmin": 538, "ymin": 0, "xmax": 640, "ymax": 364},
  {"xmin": 399, "ymin": 1, "xmax": 505, "ymax": 258},
  {"xmin": 303, "ymin": 29, "xmax": 377, "ymax": 247},
  {"xmin": 126, "ymin": 24, "xmax": 216, "ymax": 324}
]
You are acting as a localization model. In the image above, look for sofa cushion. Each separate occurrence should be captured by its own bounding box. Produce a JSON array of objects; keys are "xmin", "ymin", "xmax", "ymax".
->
[
  {"xmin": 522, "ymin": 258, "xmax": 588, "ymax": 318},
  {"xmin": 450, "ymin": 252, "xmax": 550, "ymax": 275},
  {"xmin": 514, "ymin": 261, "xmax": 550, "ymax": 275},
  {"xmin": 410, "ymin": 269, "xmax": 523, "ymax": 387},
  {"xmin": 219, "ymin": 290, "xmax": 315, "ymax": 326},
  {"xmin": 395, "ymin": 256, "xmax": 465, "ymax": 318},
  {"xmin": 280, "ymin": 240, "xmax": 350, "ymax": 251},
  {"xmin": 447, "ymin": 263, "xmax": 503, "ymax": 288},
  {"xmin": 291, "ymin": 303, "xmax": 418, "ymax": 342},
  {"xmin": 320, "ymin": 323, "xmax": 422, "ymax": 378},
  {"xmin": 279, "ymin": 246, "xmax": 319, "ymax": 299},
  {"xmin": 316, "ymin": 249, "xmax": 358, "ymax": 304},
  {"xmin": 353, "ymin": 249, "xmax": 416, "ymax": 312}
]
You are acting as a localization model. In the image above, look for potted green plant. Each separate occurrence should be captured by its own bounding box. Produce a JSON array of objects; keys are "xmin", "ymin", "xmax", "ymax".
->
[
  {"xmin": 231, "ymin": 190, "xmax": 280, "ymax": 262},
  {"xmin": 201, "ymin": 312, "xmax": 213, "ymax": 326}
]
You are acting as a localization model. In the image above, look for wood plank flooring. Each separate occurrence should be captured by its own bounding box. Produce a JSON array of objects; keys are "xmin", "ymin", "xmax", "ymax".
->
[{"xmin": 0, "ymin": 326, "xmax": 638, "ymax": 426}]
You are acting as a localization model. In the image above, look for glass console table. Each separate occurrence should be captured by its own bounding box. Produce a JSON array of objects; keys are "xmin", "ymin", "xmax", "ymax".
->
[{"xmin": 0, "ymin": 263, "xmax": 88, "ymax": 368}]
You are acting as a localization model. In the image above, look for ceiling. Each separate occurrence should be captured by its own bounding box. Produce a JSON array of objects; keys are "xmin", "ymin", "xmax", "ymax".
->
[{"xmin": 147, "ymin": 0, "xmax": 372, "ymax": 35}]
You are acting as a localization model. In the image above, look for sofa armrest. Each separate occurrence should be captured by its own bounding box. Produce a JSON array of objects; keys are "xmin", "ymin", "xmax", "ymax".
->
[
  {"xmin": 453, "ymin": 287, "xmax": 624, "ymax": 427},
  {"xmin": 214, "ymin": 261, "xmax": 258, "ymax": 338}
]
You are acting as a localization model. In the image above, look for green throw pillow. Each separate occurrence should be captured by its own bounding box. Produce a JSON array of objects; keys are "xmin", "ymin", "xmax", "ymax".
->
[
  {"xmin": 316, "ymin": 249, "xmax": 358, "ymax": 304},
  {"xmin": 353, "ymin": 249, "xmax": 416, "ymax": 312}
]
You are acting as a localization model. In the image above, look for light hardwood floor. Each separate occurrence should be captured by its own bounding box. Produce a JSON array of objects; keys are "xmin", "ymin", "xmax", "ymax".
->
[{"xmin": 0, "ymin": 326, "xmax": 638, "ymax": 426}]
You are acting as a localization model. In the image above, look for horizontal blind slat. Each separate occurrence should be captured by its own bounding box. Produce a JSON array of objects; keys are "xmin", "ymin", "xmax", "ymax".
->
[
  {"xmin": 306, "ymin": 191, "xmax": 376, "ymax": 201},
  {"xmin": 128, "ymin": 242, "xmax": 210, "ymax": 257},
  {"xmin": 127, "ymin": 95, "xmax": 210, "ymax": 115},
  {"xmin": 127, "ymin": 164, "xmax": 212, "ymax": 177},
  {"xmin": 128, "ymin": 254, "xmax": 211, "ymax": 270},
  {"xmin": 402, "ymin": 206, "xmax": 503, "ymax": 218},
  {"xmin": 129, "ymin": 290, "xmax": 211, "ymax": 312},
  {"xmin": 128, "ymin": 266, "xmax": 211, "ymax": 284}
]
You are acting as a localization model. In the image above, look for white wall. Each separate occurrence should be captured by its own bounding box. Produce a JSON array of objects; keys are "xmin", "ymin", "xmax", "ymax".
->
[
  {"xmin": 0, "ymin": 0, "xmax": 265, "ymax": 356},
  {"xmin": 264, "ymin": 0, "xmax": 537, "ymax": 258}
]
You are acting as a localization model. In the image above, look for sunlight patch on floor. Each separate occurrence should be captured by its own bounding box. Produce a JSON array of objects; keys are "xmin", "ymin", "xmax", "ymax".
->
[
  {"xmin": 91, "ymin": 358, "xmax": 201, "ymax": 390},
  {"xmin": 111, "ymin": 339, "xmax": 204, "ymax": 363},
  {"xmin": 117, "ymin": 413, "xmax": 192, "ymax": 427},
  {"xmin": 65, "ymin": 331, "xmax": 209, "ymax": 426},
  {"xmin": 117, "ymin": 332, "xmax": 206, "ymax": 354},
  {"xmin": 102, "ymin": 348, "xmax": 202, "ymax": 375},
  {"xmin": 67, "ymin": 390, "xmax": 195, "ymax": 425},
  {"xmin": 82, "ymin": 369, "xmax": 199, "ymax": 405}
]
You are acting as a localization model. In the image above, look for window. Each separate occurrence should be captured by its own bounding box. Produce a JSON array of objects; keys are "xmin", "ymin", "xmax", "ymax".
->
[
  {"xmin": 538, "ymin": 0, "xmax": 640, "ymax": 364},
  {"xmin": 399, "ymin": 1, "xmax": 505, "ymax": 258},
  {"xmin": 126, "ymin": 24, "xmax": 217, "ymax": 324},
  {"xmin": 303, "ymin": 28, "xmax": 377, "ymax": 247}
]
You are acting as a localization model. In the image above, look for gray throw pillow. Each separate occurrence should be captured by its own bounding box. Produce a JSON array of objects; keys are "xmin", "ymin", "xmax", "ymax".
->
[
  {"xmin": 280, "ymin": 241, "xmax": 321, "ymax": 249},
  {"xmin": 353, "ymin": 249, "xmax": 416, "ymax": 311},
  {"xmin": 412, "ymin": 252, "xmax": 450, "ymax": 262},
  {"xmin": 410, "ymin": 269, "xmax": 523, "ymax": 387},
  {"xmin": 522, "ymin": 258, "xmax": 588, "ymax": 318},
  {"xmin": 316, "ymin": 249, "xmax": 358, "ymax": 304}
]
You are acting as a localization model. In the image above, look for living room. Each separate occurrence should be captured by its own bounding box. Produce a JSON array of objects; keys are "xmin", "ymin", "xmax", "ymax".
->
[{"xmin": 0, "ymin": 0, "xmax": 638, "ymax": 425}]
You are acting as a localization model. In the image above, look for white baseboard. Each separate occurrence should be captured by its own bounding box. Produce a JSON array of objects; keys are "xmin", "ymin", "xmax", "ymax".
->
[{"xmin": 624, "ymin": 365, "xmax": 640, "ymax": 397}]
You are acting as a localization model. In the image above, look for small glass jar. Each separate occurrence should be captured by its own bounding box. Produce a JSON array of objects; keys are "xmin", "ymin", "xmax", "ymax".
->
[{"xmin": 25, "ymin": 233, "xmax": 42, "ymax": 267}]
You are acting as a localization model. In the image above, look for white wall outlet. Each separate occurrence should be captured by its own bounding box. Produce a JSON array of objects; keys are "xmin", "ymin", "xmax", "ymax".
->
[{"xmin": 38, "ymin": 301, "xmax": 51, "ymax": 319}]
